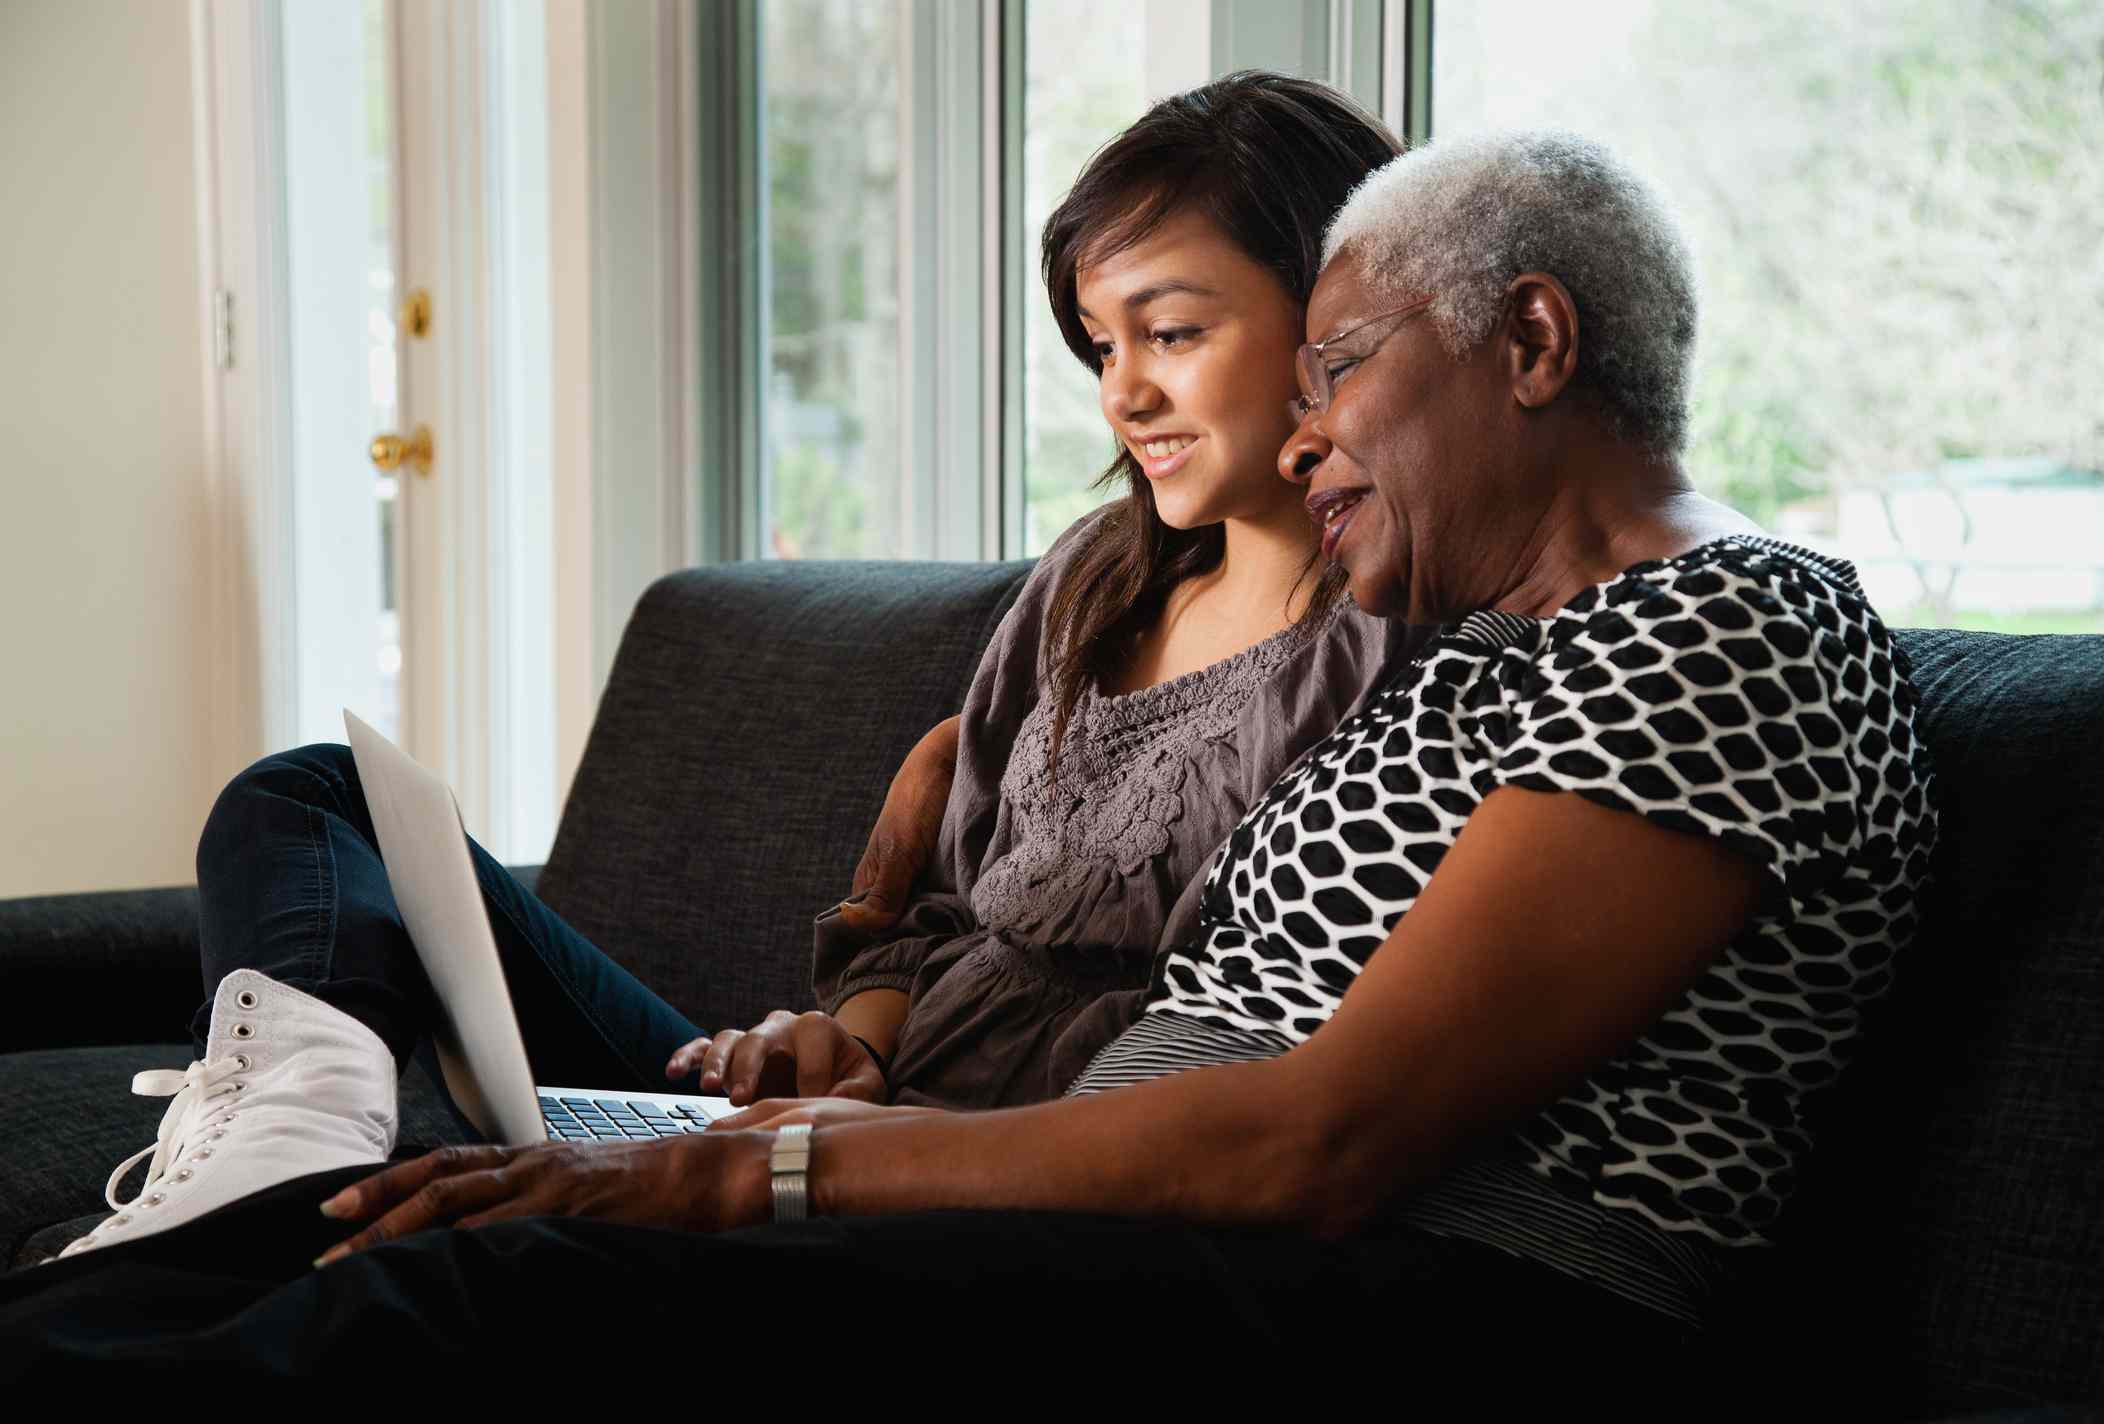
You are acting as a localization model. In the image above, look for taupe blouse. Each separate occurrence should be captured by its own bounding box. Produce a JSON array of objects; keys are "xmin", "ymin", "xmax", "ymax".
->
[{"xmin": 812, "ymin": 506, "xmax": 1424, "ymax": 1109}]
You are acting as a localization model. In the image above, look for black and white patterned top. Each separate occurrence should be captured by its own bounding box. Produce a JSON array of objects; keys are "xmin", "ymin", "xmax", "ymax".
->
[{"xmin": 1069, "ymin": 537, "xmax": 1937, "ymax": 1309}]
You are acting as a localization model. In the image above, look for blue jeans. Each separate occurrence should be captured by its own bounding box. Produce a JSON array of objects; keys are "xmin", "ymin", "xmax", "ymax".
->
[{"xmin": 192, "ymin": 744, "xmax": 707, "ymax": 1112}]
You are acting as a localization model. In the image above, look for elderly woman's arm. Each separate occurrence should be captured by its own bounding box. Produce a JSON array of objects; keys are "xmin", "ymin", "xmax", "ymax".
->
[
  {"xmin": 317, "ymin": 784, "xmax": 1758, "ymax": 1258},
  {"xmin": 800, "ymin": 785, "xmax": 1759, "ymax": 1234}
]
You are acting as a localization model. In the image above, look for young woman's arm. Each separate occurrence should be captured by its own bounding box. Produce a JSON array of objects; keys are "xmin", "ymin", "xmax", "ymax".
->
[
  {"xmin": 318, "ymin": 786, "xmax": 1758, "ymax": 1257},
  {"xmin": 662, "ymin": 714, "xmax": 960, "ymax": 1100},
  {"xmin": 836, "ymin": 715, "xmax": 962, "ymax": 938},
  {"xmin": 830, "ymin": 990, "xmax": 910, "ymax": 1060}
]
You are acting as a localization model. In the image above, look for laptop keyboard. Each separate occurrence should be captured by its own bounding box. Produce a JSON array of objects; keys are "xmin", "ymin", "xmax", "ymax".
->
[{"xmin": 540, "ymin": 1095, "xmax": 715, "ymax": 1142}]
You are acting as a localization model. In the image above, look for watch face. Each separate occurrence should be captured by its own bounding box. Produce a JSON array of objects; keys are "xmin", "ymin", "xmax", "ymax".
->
[
  {"xmin": 770, "ymin": 1122, "xmax": 813, "ymax": 1172},
  {"xmin": 770, "ymin": 1123, "xmax": 813, "ymax": 1222}
]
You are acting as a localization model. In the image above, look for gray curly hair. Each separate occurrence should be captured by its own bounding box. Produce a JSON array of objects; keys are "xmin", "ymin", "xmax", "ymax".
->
[{"xmin": 1322, "ymin": 130, "xmax": 1698, "ymax": 456}]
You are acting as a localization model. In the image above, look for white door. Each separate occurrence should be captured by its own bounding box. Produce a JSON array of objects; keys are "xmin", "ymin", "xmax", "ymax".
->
[{"xmin": 207, "ymin": 0, "xmax": 558, "ymax": 862}]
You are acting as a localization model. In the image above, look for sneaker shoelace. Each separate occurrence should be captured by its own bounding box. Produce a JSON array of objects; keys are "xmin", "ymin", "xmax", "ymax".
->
[
  {"xmin": 105, "ymin": 1057, "xmax": 251, "ymax": 1208},
  {"xmin": 49, "ymin": 1056, "xmax": 250, "ymax": 1263},
  {"xmin": 70, "ymin": 1056, "xmax": 248, "ymax": 1238}
]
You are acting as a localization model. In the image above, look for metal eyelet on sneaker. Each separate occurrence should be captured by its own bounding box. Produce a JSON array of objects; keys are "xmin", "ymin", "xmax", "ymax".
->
[
  {"xmin": 230, "ymin": 1082, "xmax": 246, "ymax": 1091},
  {"xmin": 208, "ymin": 1130, "xmax": 227, "ymax": 1142},
  {"xmin": 112, "ymin": 1215, "xmax": 132, "ymax": 1227},
  {"xmin": 236, "ymin": 990, "xmax": 259, "ymax": 1009},
  {"xmin": 173, "ymin": 1169, "xmax": 193, "ymax": 1183},
  {"xmin": 234, "ymin": 1055, "xmax": 251, "ymax": 1071},
  {"xmin": 232, "ymin": 1023, "xmax": 254, "ymax": 1039},
  {"xmin": 192, "ymin": 1148, "xmax": 212, "ymax": 1161},
  {"xmin": 143, "ymin": 1193, "xmax": 166, "ymax": 1207}
]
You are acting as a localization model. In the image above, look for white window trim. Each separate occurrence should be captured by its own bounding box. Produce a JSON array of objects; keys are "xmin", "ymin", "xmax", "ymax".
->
[
  {"xmin": 992, "ymin": 0, "xmax": 1027, "ymax": 560},
  {"xmin": 577, "ymin": 0, "xmax": 705, "ymax": 698},
  {"xmin": 546, "ymin": 0, "xmax": 597, "ymax": 815},
  {"xmin": 901, "ymin": 0, "xmax": 997, "ymax": 562},
  {"xmin": 485, "ymin": 0, "xmax": 560, "ymax": 861},
  {"xmin": 192, "ymin": 0, "xmax": 298, "ymax": 779}
]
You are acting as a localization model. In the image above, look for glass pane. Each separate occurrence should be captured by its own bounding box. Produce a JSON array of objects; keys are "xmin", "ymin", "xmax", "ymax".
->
[
  {"xmin": 1436, "ymin": 0, "xmax": 2104, "ymax": 633},
  {"xmin": 280, "ymin": 0, "xmax": 401, "ymax": 743},
  {"xmin": 762, "ymin": 0, "xmax": 903, "ymax": 559},
  {"xmin": 1020, "ymin": 0, "xmax": 1149, "ymax": 555},
  {"xmin": 363, "ymin": 0, "xmax": 400, "ymax": 738}
]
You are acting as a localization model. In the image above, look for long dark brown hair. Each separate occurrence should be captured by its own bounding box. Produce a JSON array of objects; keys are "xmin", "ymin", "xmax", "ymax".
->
[{"xmin": 1039, "ymin": 71, "xmax": 1402, "ymax": 775}]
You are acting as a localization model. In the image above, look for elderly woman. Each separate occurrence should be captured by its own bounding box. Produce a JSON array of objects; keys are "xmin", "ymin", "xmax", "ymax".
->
[{"xmin": 0, "ymin": 131, "xmax": 1934, "ymax": 1387}]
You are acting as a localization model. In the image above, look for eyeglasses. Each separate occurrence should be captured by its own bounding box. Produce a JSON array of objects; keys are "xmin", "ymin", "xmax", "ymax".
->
[{"xmin": 1286, "ymin": 293, "xmax": 1438, "ymax": 427}]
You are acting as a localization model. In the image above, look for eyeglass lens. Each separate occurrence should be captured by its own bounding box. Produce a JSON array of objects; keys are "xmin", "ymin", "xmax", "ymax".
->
[{"xmin": 1295, "ymin": 344, "xmax": 1329, "ymax": 419}]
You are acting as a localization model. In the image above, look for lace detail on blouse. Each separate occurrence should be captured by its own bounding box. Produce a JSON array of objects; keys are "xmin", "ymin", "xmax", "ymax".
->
[{"xmin": 969, "ymin": 604, "xmax": 1341, "ymax": 938}]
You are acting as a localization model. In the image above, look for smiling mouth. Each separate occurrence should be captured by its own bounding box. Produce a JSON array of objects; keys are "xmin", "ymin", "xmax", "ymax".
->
[
  {"xmin": 1136, "ymin": 435, "xmax": 1196, "ymax": 459},
  {"xmin": 1130, "ymin": 435, "xmax": 1200, "ymax": 479},
  {"xmin": 1306, "ymin": 487, "xmax": 1370, "ymax": 559}
]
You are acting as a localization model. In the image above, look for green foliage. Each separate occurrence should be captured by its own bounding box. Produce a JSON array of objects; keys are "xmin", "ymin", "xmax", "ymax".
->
[{"xmin": 1629, "ymin": 0, "xmax": 2104, "ymax": 519}]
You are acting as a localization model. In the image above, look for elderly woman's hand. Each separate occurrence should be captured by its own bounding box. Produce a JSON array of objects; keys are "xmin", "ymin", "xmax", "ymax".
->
[
  {"xmin": 666, "ymin": 1009, "xmax": 887, "ymax": 1105},
  {"xmin": 312, "ymin": 1134, "xmax": 772, "ymax": 1266},
  {"xmin": 837, "ymin": 714, "xmax": 960, "ymax": 933},
  {"xmin": 704, "ymin": 1095, "xmax": 945, "ymax": 1133}
]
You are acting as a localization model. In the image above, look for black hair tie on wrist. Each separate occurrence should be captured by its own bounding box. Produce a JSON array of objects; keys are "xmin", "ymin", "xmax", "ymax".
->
[{"xmin": 849, "ymin": 1034, "xmax": 894, "ymax": 1100}]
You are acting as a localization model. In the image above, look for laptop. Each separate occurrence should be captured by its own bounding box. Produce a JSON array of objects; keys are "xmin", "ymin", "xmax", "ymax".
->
[{"xmin": 344, "ymin": 709, "xmax": 736, "ymax": 1147}]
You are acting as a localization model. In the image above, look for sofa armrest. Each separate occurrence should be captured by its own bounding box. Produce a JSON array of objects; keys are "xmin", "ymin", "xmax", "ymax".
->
[
  {"xmin": 0, "ymin": 866, "xmax": 542, "ymax": 1053},
  {"xmin": 0, "ymin": 886, "xmax": 202, "ymax": 1051}
]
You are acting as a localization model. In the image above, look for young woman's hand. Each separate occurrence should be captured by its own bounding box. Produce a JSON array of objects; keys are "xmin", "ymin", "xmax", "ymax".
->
[
  {"xmin": 313, "ymin": 1134, "xmax": 771, "ymax": 1265},
  {"xmin": 665, "ymin": 1010, "xmax": 886, "ymax": 1105},
  {"xmin": 837, "ymin": 714, "xmax": 961, "ymax": 933}
]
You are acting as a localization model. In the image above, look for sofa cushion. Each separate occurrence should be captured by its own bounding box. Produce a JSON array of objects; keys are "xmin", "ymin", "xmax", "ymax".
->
[
  {"xmin": 1762, "ymin": 629, "xmax": 2104, "ymax": 1412},
  {"xmin": 3, "ymin": 1044, "xmax": 469, "ymax": 1271},
  {"xmin": 14, "ymin": 1213, "xmax": 108, "ymax": 1270},
  {"xmin": 535, "ymin": 559, "xmax": 1030, "ymax": 1035}
]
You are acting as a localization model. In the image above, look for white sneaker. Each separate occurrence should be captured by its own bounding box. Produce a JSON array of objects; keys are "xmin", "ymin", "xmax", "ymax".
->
[{"xmin": 54, "ymin": 969, "xmax": 398, "ymax": 1261}]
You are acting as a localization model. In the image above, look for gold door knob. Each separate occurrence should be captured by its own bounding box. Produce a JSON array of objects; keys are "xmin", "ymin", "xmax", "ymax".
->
[{"xmin": 369, "ymin": 425, "xmax": 433, "ymax": 476}]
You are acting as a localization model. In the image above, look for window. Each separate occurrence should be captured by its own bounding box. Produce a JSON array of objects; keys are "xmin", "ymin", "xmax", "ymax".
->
[
  {"xmin": 1437, "ymin": 0, "xmax": 2104, "ymax": 632},
  {"xmin": 359, "ymin": 0, "xmax": 401, "ymax": 738}
]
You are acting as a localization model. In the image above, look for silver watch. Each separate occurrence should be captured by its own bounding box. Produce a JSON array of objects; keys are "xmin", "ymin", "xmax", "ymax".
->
[{"xmin": 770, "ymin": 1122, "xmax": 813, "ymax": 1222}]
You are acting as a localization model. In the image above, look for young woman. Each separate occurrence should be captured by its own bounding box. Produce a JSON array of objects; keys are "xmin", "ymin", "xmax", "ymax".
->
[
  {"xmin": 45, "ymin": 72, "xmax": 1419, "ymax": 1268},
  {"xmin": 676, "ymin": 72, "xmax": 1425, "ymax": 1111}
]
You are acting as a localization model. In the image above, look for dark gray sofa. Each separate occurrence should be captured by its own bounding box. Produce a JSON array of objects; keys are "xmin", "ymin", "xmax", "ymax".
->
[{"xmin": 2, "ymin": 558, "xmax": 2098, "ymax": 1416}]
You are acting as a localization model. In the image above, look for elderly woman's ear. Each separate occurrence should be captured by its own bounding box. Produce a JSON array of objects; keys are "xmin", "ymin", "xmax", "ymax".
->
[{"xmin": 1501, "ymin": 271, "xmax": 1583, "ymax": 413}]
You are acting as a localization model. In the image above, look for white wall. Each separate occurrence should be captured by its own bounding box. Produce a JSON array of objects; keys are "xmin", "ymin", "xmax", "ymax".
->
[{"xmin": 0, "ymin": 1, "xmax": 224, "ymax": 897}]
